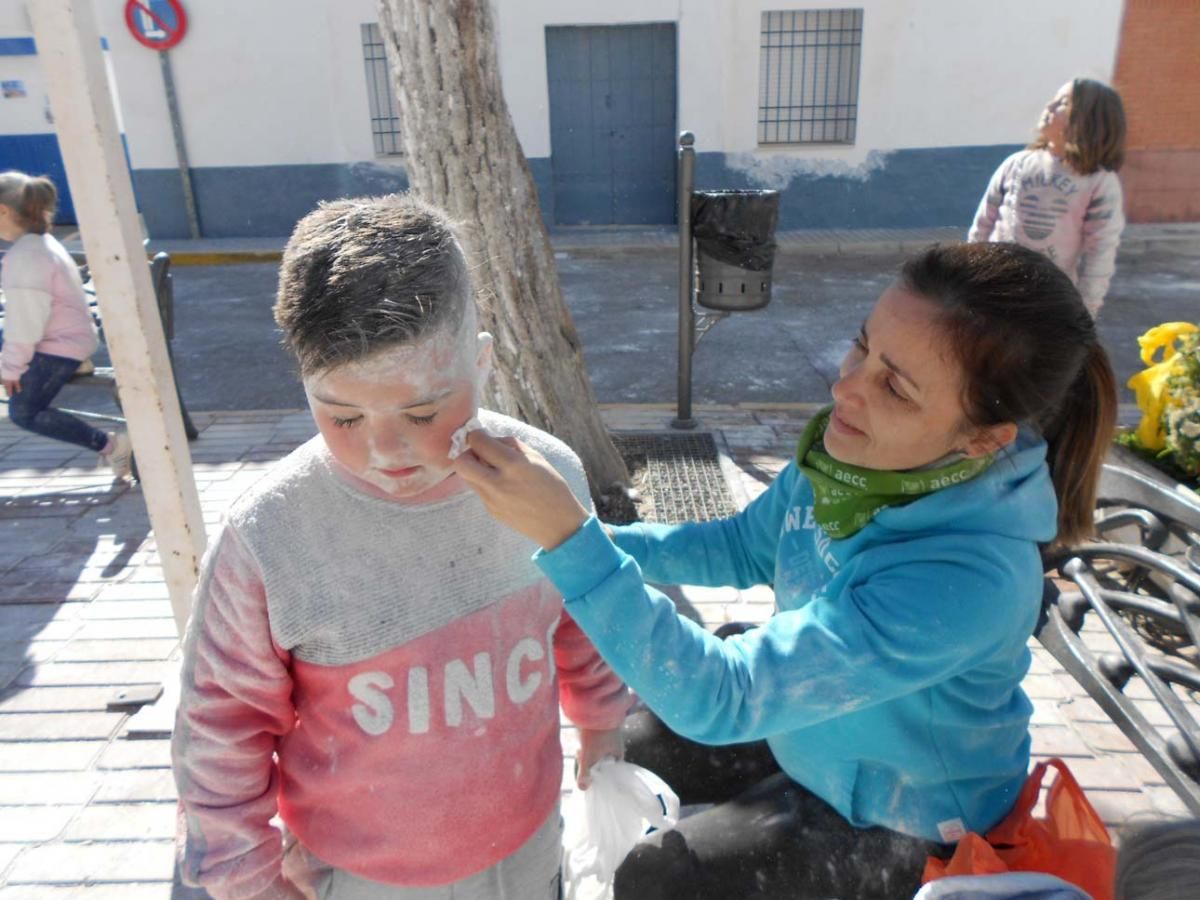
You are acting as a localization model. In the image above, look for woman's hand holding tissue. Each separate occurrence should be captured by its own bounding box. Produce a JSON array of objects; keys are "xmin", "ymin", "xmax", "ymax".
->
[{"xmin": 452, "ymin": 429, "xmax": 590, "ymax": 550}]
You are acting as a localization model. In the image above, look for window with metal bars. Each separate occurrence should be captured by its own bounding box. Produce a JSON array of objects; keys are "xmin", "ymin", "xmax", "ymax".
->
[
  {"xmin": 759, "ymin": 9, "xmax": 863, "ymax": 145},
  {"xmin": 361, "ymin": 23, "xmax": 403, "ymax": 156}
]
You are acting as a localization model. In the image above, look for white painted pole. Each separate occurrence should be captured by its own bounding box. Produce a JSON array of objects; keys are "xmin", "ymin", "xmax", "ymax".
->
[{"xmin": 29, "ymin": 0, "xmax": 206, "ymax": 635}]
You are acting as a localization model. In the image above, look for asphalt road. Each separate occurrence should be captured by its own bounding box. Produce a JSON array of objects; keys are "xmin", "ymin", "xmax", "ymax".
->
[{"xmin": 56, "ymin": 244, "xmax": 1199, "ymax": 416}]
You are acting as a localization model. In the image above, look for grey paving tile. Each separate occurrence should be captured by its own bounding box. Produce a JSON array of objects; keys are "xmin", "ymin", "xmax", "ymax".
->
[
  {"xmin": 0, "ymin": 663, "xmax": 24, "ymax": 693},
  {"xmin": 0, "ymin": 606, "xmax": 83, "ymax": 638},
  {"xmin": 0, "ymin": 711, "xmax": 123, "ymax": 741},
  {"xmin": 0, "ymin": 741, "xmax": 101, "ymax": 772},
  {"xmin": 91, "ymin": 769, "xmax": 178, "ymax": 804},
  {"xmin": 0, "ymin": 641, "xmax": 64, "ymax": 665},
  {"xmin": 0, "ymin": 771, "xmax": 100, "ymax": 806},
  {"xmin": 94, "ymin": 583, "xmax": 170, "ymax": 603},
  {"xmin": 53, "ymin": 639, "xmax": 178, "ymax": 663},
  {"xmin": 1028, "ymin": 724, "xmax": 1092, "ymax": 757},
  {"xmin": 81, "ymin": 601, "xmax": 175, "ymax": 621},
  {"xmin": 70, "ymin": 619, "xmax": 180, "ymax": 641},
  {"xmin": 0, "ymin": 686, "xmax": 120, "ymax": 713},
  {"xmin": 1070, "ymin": 718, "xmax": 1142, "ymax": 754},
  {"xmin": 0, "ymin": 843, "xmax": 22, "ymax": 883},
  {"xmin": 0, "ymin": 886, "xmax": 177, "ymax": 899},
  {"xmin": 1035, "ymin": 755, "xmax": 1146, "ymax": 791},
  {"xmin": 16, "ymin": 661, "xmax": 167, "ymax": 688},
  {"xmin": 123, "ymin": 568, "xmax": 167, "ymax": 584},
  {"xmin": 0, "ymin": 582, "xmax": 97, "ymax": 604},
  {"xmin": 1145, "ymin": 785, "xmax": 1192, "ymax": 818},
  {"xmin": 61, "ymin": 801, "xmax": 176, "ymax": 842},
  {"xmin": 6, "ymin": 840, "xmax": 176, "ymax": 883},
  {"xmin": 0, "ymin": 804, "xmax": 78, "ymax": 841},
  {"xmin": 96, "ymin": 739, "xmax": 172, "ymax": 770}
]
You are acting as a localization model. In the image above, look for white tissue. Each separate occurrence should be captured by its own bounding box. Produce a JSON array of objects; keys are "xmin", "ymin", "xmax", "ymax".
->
[{"xmin": 447, "ymin": 416, "xmax": 484, "ymax": 460}]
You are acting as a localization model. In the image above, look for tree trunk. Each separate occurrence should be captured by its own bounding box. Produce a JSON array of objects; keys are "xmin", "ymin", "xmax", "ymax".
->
[{"xmin": 376, "ymin": 0, "xmax": 629, "ymax": 491}]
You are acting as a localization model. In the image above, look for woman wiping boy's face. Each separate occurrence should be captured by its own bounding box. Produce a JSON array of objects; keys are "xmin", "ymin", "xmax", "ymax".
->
[{"xmin": 304, "ymin": 326, "xmax": 492, "ymax": 500}]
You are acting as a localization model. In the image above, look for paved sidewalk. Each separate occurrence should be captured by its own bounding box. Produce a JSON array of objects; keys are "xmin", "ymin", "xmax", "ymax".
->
[{"xmin": 0, "ymin": 405, "xmax": 1193, "ymax": 895}]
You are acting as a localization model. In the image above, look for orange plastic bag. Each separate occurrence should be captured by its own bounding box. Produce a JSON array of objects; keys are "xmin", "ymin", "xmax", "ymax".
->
[{"xmin": 923, "ymin": 759, "xmax": 1116, "ymax": 900}]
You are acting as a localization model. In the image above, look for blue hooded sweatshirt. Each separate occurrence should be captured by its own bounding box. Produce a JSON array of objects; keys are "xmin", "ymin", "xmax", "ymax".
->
[{"xmin": 536, "ymin": 432, "xmax": 1058, "ymax": 844}]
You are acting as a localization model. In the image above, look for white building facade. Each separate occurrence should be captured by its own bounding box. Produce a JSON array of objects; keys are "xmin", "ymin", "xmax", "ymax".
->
[{"xmin": 1, "ymin": 0, "xmax": 1125, "ymax": 237}]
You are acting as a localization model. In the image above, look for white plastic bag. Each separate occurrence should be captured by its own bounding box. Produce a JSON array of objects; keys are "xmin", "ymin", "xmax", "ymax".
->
[{"xmin": 562, "ymin": 759, "xmax": 680, "ymax": 900}]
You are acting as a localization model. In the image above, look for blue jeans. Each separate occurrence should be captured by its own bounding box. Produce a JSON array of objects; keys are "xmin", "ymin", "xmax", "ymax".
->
[{"xmin": 7, "ymin": 351, "xmax": 109, "ymax": 452}]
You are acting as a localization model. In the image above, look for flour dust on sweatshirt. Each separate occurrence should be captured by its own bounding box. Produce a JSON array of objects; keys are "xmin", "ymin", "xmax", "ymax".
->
[
  {"xmin": 968, "ymin": 148, "xmax": 1124, "ymax": 314},
  {"xmin": 172, "ymin": 410, "xmax": 630, "ymax": 898}
]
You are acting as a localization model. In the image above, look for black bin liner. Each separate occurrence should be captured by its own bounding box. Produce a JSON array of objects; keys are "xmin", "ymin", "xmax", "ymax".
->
[{"xmin": 690, "ymin": 190, "xmax": 781, "ymax": 272}]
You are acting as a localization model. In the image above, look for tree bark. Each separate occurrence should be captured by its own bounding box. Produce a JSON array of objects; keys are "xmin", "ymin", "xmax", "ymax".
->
[{"xmin": 377, "ymin": 0, "xmax": 629, "ymax": 491}]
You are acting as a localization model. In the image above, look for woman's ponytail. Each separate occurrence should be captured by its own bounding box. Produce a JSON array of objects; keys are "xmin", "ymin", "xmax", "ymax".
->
[
  {"xmin": 18, "ymin": 175, "xmax": 56, "ymax": 234},
  {"xmin": 1044, "ymin": 341, "xmax": 1118, "ymax": 547},
  {"xmin": 0, "ymin": 170, "xmax": 57, "ymax": 234}
]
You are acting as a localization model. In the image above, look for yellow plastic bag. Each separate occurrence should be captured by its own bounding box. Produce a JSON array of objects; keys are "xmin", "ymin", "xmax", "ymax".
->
[{"xmin": 1127, "ymin": 322, "xmax": 1199, "ymax": 450}]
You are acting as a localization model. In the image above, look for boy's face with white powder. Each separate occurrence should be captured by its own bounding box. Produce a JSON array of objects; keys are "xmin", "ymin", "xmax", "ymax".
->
[{"xmin": 304, "ymin": 318, "xmax": 492, "ymax": 500}]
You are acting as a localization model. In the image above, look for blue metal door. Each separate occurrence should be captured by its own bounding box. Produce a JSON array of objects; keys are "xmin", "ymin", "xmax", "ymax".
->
[{"xmin": 546, "ymin": 24, "xmax": 677, "ymax": 225}]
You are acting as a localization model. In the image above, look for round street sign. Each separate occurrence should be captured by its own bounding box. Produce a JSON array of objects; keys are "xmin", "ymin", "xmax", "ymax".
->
[{"xmin": 124, "ymin": 0, "xmax": 188, "ymax": 52}]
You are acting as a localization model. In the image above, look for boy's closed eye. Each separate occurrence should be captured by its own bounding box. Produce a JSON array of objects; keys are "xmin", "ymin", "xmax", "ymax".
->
[{"xmin": 330, "ymin": 411, "xmax": 438, "ymax": 428}]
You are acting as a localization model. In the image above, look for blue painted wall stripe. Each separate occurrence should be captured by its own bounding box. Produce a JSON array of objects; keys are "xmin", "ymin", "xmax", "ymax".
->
[
  {"xmin": 0, "ymin": 36, "xmax": 111, "ymax": 54},
  {"xmin": 129, "ymin": 144, "xmax": 1026, "ymax": 239},
  {"xmin": 694, "ymin": 144, "xmax": 1023, "ymax": 230},
  {"xmin": 0, "ymin": 134, "xmax": 78, "ymax": 223},
  {"xmin": 0, "ymin": 37, "xmax": 37, "ymax": 56},
  {"xmin": 134, "ymin": 163, "xmax": 411, "ymax": 239}
]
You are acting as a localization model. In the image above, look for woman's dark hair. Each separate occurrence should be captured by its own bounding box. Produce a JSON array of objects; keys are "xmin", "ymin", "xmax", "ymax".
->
[
  {"xmin": 1030, "ymin": 78, "xmax": 1126, "ymax": 174},
  {"xmin": 1114, "ymin": 819, "xmax": 1200, "ymax": 899},
  {"xmin": 900, "ymin": 242, "xmax": 1117, "ymax": 548},
  {"xmin": 0, "ymin": 170, "xmax": 57, "ymax": 234},
  {"xmin": 274, "ymin": 193, "xmax": 471, "ymax": 375}
]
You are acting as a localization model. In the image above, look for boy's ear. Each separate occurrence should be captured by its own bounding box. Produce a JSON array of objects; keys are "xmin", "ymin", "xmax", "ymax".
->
[{"xmin": 475, "ymin": 332, "xmax": 494, "ymax": 381}]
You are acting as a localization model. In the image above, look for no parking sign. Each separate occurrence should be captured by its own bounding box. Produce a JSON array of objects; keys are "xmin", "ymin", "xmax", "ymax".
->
[{"xmin": 124, "ymin": 0, "xmax": 188, "ymax": 52}]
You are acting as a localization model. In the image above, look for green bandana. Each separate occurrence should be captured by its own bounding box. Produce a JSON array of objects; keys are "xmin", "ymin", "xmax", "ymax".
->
[{"xmin": 794, "ymin": 406, "xmax": 994, "ymax": 539}]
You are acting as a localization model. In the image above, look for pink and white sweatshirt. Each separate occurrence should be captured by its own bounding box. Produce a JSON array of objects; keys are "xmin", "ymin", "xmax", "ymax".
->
[
  {"xmin": 968, "ymin": 148, "xmax": 1125, "ymax": 315},
  {"xmin": 172, "ymin": 411, "xmax": 631, "ymax": 899},
  {"xmin": 0, "ymin": 232, "xmax": 98, "ymax": 381}
]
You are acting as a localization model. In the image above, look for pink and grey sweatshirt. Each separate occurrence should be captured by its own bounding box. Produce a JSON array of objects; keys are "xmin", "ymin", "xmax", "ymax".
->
[
  {"xmin": 968, "ymin": 148, "xmax": 1124, "ymax": 315},
  {"xmin": 0, "ymin": 232, "xmax": 98, "ymax": 381},
  {"xmin": 172, "ymin": 411, "xmax": 631, "ymax": 898}
]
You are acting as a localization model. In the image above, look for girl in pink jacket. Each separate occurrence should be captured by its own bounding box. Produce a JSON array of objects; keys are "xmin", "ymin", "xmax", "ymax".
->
[
  {"xmin": 0, "ymin": 171, "xmax": 132, "ymax": 477},
  {"xmin": 969, "ymin": 79, "xmax": 1127, "ymax": 317}
]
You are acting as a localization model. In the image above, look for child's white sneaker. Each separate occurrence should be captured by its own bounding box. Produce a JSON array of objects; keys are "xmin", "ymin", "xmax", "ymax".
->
[{"xmin": 104, "ymin": 432, "xmax": 134, "ymax": 480}]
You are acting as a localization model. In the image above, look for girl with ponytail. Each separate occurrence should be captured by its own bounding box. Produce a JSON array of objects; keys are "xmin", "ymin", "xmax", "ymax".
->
[
  {"xmin": 0, "ymin": 171, "xmax": 132, "ymax": 478},
  {"xmin": 453, "ymin": 242, "xmax": 1116, "ymax": 899}
]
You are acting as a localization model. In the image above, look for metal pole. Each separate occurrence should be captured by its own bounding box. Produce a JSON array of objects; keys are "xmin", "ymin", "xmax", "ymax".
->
[
  {"xmin": 158, "ymin": 49, "xmax": 201, "ymax": 239},
  {"xmin": 672, "ymin": 131, "xmax": 697, "ymax": 430}
]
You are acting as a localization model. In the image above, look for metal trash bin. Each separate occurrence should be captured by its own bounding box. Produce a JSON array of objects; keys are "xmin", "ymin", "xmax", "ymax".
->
[{"xmin": 690, "ymin": 190, "xmax": 780, "ymax": 312}]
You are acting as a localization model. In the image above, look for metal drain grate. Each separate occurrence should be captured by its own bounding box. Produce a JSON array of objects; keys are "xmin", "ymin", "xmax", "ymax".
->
[{"xmin": 611, "ymin": 432, "xmax": 738, "ymax": 523}]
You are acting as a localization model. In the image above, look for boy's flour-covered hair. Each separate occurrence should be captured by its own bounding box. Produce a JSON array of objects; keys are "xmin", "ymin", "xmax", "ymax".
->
[{"xmin": 274, "ymin": 194, "xmax": 471, "ymax": 374}]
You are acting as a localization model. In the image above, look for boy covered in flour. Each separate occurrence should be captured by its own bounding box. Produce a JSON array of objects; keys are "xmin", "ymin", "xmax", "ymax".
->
[{"xmin": 172, "ymin": 195, "xmax": 630, "ymax": 899}]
